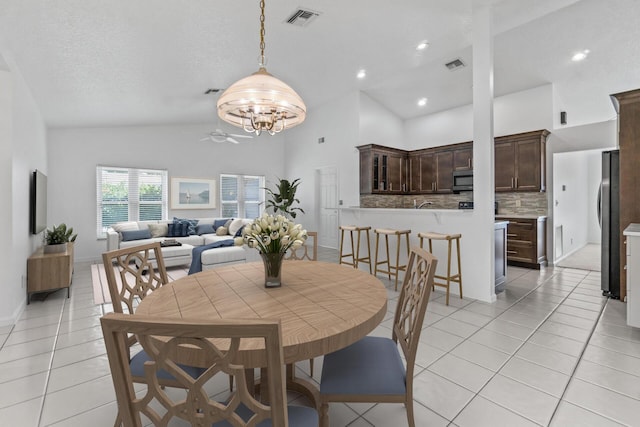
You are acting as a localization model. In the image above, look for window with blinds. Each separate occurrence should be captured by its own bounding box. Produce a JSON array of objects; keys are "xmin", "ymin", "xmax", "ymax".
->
[
  {"xmin": 96, "ymin": 166, "xmax": 168, "ymax": 238},
  {"xmin": 220, "ymin": 174, "xmax": 264, "ymax": 219}
]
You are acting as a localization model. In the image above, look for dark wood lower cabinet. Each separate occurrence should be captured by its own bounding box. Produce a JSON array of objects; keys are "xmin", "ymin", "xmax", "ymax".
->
[{"xmin": 499, "ymin": 216, "xmax": 547, "ymax": 269}]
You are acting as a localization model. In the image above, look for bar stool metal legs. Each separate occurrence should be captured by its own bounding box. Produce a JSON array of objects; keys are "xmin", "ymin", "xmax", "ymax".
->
[
  {"xmin": 374, "ymin": 228, "xmax": 411, "ymax": 290},
  {"xmin": 339, "ymin": 226, "xmax": 372, "ymax": 273},
  {"xmin": 418, "ymin": 232, "xmax": 462, "ymax": 305}
]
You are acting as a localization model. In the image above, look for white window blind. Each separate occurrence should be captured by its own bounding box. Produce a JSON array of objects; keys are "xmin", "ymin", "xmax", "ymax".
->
[
  {"xmin": 96, "ymin": 166, "xmax": 168, "ymax": 238},
  {"xmin": 220, "ymin": 174, "xmax": 264, "ymax": 219}
]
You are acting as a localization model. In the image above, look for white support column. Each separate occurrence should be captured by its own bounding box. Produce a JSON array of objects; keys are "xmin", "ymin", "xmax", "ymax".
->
[{"xmin": 472, "ymin": 3, "xmax": 496, "ymax": 301}]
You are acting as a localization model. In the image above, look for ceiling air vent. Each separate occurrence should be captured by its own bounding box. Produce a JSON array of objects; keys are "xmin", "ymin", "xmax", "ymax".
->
[
  {"xmin": 285, "ymin": 8, "xmax": 320, "ymax": 27},
  {"xmin": 445, "ymin": 58, "xmax": 466, "ymax": 71}
]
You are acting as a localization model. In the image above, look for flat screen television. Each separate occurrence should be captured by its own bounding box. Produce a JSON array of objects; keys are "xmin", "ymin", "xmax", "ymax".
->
[{"xmin": 30, "ymin": 169, "xmax": 47, "ymax": 234}]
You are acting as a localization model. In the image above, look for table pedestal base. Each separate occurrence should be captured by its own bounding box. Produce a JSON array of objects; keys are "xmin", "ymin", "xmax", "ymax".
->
[{"xmin": 251, "ymin": 364, "xmax": 320, "ymax": 410}]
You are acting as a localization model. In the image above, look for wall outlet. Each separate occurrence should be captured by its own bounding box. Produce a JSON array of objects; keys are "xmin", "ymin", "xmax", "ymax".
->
[{"xmin": 515, "ymin": 199, "xmax": 521, "ymax": 207}]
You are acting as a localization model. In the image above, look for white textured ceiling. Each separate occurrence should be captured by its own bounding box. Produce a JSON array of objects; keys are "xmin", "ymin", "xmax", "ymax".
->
[{"xmin": 0, "ymin": 0, "xmax": 638, "ymax": 131}]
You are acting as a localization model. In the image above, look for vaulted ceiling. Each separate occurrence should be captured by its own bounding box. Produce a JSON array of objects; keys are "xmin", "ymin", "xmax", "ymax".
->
[{"xmin": 0, "ymin": 0, "xmax": 638, "ymax": 134}]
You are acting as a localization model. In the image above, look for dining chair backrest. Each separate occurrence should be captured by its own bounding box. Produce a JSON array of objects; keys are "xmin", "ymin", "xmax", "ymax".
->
[
  {"xmin": 286, "ymin": 231, "xmax": 318, "ymax": 261},
  {"xmin": 392, "ymin": 246, "xmax": 437, "ymax": 379},
  {"xmin": 102, "ymin": 242, "xmax": 169, "ymax": 314},
  {"xmin": 101, "ymin": 313, "xmax": 288, "ymax": 427}
]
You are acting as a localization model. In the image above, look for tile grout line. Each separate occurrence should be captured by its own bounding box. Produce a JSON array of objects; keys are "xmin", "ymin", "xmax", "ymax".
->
[
  {"xmin": 36, "ymin": 296, "xmax": 67, "ymax": 427},
  {"xmin": 440, "ymin": 268, "xmax": 592, "ymax": 425}
]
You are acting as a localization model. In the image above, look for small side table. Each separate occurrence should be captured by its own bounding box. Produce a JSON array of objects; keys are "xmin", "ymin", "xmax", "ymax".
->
[{"xmin": 27, "ymin": 243, "xmax": 74, "ymax": 303}]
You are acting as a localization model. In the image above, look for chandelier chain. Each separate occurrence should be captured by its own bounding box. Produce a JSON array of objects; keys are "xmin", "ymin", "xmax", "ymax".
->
[{"xmin": 259, "ymin": 0, "xmax": 266, "ymax": 67}]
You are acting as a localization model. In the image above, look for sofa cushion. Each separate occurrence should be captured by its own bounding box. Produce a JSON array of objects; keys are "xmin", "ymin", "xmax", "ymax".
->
[
  {"xmin": 196, "ymin": 223, "xmax": 216, "ymax": 235},
  {"xmin": 112, "ymin": 221, "xmax": 139, "ymax": 233},
  {"xmin": 148, "ymin": 223, "xmax": 168, "ymax": 238},
  {"xmin": 216, "ymin": 227, "xmax": 228, "ymax": 236},
  {"xmin": 174, "ymin": 217, "xmax": 198, "ymax": 235},
  {"xmin": 120, "ymin": 229, "xmax": 152, "ymax": 242},
  {"xmin": 174, "ymin": 235, "xmax": 206, "ymax": 246},
  {"xmin": 213, "ymin": 218, "xmax": 233, "ymax": 230},
  {"xmin": 201, "ymin": 246, "xmax": 247, "ymax": 265},
  {"xmin": 228, "ymin": 218, "xmax": 248, "ymax": 236}
]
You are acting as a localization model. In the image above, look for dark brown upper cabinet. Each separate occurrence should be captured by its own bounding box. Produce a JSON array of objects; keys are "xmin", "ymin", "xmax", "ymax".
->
[
  {"xmin": 453, "ymin": 142, "xmax": 473, "ymax": 171},
  {"xmin": 358, "ymin": 130, "xmax": 548, "ymax": 196},
  {"xmin": 494, "ymin": 130, "xmax": 549, "ymax": 192},
  {"xmin": 357, "ymin": 145, "xmax": 407, "ymax": 194}
]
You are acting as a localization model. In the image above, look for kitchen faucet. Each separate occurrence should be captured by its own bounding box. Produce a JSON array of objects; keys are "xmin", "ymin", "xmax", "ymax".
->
[{"xmin": 415, "ymin": 201, "xmax": 433, "ymax": 209}]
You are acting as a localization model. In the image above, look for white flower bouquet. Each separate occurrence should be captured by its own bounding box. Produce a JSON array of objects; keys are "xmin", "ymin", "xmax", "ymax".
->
[{"xmin": 242, "ymin": 213, "xmax": 308, "ymax": 254}]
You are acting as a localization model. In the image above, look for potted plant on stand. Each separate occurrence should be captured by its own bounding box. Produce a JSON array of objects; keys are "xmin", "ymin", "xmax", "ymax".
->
[{"xmin": 44, "ymin": 223, "xmax": 77, "ymax": 254}]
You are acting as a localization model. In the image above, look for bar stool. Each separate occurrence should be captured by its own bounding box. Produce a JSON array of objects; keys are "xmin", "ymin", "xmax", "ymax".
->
[
  {"xmin": 374, "ymin": 228, "xmax": 411, "ymax": 290},
  {"xmin": 338, "ymin": 225, "xmax": 372, "ymax": 273},
  {"xmin": 418, "ymin": 231, "xmax": 462, "ymax": 305}
]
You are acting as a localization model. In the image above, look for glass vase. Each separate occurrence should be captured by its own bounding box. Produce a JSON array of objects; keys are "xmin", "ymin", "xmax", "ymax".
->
[{"xmin": 260, "ymin": 252, "xmax": 285, "ymax": 288}]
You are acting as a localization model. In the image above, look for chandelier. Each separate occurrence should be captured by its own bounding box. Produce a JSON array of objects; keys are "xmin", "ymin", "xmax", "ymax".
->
[{"xmin": 217, "ymin": 0, "xmax": 306, "ymax": 136}]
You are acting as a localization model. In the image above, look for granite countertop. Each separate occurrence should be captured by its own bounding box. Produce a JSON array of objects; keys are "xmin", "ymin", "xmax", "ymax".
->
[
  {"xmin": 623, "ymin": 223, "xmax": 640, "ymax": 236},
  {"xmin": 496, "ymin": 214, "xmax": 547, "ymax": 219},
  {"xmin": 341, "ymin": 207, "xmax": 468, "ymax": 214}
]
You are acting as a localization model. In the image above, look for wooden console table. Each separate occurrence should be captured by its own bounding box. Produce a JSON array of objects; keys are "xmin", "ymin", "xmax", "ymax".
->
[{"xmin": 27, "ymin": 243, "xmax": 74, "ymax": 303}]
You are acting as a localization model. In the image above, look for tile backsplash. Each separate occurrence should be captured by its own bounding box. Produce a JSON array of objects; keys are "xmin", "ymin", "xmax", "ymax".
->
[{"xmin": 359, "ymin": 192, "xmax": 548, "ymax": 215}]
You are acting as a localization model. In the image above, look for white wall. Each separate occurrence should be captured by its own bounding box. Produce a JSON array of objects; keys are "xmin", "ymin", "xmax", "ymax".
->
[
  {"xmin": 404, "ymin": 85, "xmax": 554, "ymax": 149},
  {"xmin": 553, "ymin": 151, "xmax": 590, "ymax": 260},
  {"xmin": 283, "ymin": 91, "xmax": 357, "ymax": 235},
  {"xmin": 0, "ymin": 58, "xmax": 48, "ymax": 325},
  {"xmin": 48, "ymin": 124, "xmax": 286, "ymax": 262},
  {"xmin": 359, "ymin": 92, "xmax": 405, "ymax": 148}
]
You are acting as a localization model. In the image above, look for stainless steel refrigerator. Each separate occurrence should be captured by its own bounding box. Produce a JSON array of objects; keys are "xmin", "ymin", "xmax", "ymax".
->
[{"xmin": 599, "ymin": 149, "xmax": 620, "ymax": 298}]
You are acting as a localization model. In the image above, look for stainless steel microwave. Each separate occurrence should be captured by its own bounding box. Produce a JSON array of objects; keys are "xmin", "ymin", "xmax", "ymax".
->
[{"xmin": 452, "ymin": 170, "xmax": 473, "ymax": 193}]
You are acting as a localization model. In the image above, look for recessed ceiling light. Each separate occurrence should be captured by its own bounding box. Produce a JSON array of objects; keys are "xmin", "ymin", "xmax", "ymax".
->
[
  {"xmin": 356, "ymin": 69, "xmax": 367, "ymax": 79},
  {"xmin": 571, "ymin": 49, "xmax": 590, "ymax": 62},
  {"xmin": 416, "ymin": 41, "xmax": 429, "ymax": 51},
  {"xmin": 417, "ymin": 97, "xmax": 428, "ymax": 107}
]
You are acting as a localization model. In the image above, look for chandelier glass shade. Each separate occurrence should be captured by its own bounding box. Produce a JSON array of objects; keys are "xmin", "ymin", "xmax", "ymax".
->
[
  {"xmin": 217, "ymin": 67, "xmax": 306, "ymax": 135},
  {"xmin": 217, "ymin": 0, "xmax": 306, "ymax": 136}
]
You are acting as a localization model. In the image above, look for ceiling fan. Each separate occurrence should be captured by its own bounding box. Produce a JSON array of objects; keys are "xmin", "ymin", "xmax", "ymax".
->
[
  {"xmin": 200, "ymin": 88, "xmax": 254, "ymax": 144},
  {"xmin": 200, "ymin": 129, "xmax": 253, "ymax": 144}
]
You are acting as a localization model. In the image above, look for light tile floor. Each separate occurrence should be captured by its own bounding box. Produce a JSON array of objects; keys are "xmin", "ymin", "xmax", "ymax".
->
[{"xmin": 1, "ymin": 247, "xmax": 639, "ymax": 426}]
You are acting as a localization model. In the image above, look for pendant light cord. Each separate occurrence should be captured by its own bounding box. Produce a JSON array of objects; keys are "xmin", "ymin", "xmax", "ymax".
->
[{"xmin": 259, "ymin": 0, "xmax": 266, "ymax": 67}]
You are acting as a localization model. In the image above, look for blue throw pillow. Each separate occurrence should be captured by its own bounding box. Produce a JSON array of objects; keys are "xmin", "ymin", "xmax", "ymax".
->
[
  {"xmin": 120, "ymin": 229, "xmax": 152, "ymax": 242},
  {"xmin": 173, "ymin": 217, "xmax": 198, "ymax": 235},
  {"xmin": 234, "ymin": 225, "xmax": 245, "ymax": 237},
  {"xmin": 213, "ymin": 218, "xmax": 233, "ymax": 230},
  {"xmin": 196, "ymin": 223, "xmax": 216, "ymax": 235},
  {"xmin": 167, "ymin": 223, "xmax": 188, "ymax": 237}
]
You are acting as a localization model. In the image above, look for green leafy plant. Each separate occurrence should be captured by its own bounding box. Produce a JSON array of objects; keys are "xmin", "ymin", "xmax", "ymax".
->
[
  {"xmin": 264, "ymin": 178, "xmax": 305, "ymax": 219},
  {"xmin": 44, "ymin": 223, "xmax": 77, "ymax": 245}
]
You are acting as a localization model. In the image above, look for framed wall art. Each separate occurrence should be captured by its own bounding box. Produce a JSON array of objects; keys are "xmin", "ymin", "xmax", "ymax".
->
[{"xmin": 170, "ymin": 177, "xmax": 216, "ymax": 209}]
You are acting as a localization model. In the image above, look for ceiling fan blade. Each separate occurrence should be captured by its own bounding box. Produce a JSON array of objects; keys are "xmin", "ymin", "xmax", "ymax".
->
[
  {"xmin": 228, "ymin": 133, "xmax": 253, "ymax": 139},
  {"xmin": 227, "ymin": 137, "xmax": 240, "ymax": 144},
  {"xmin": 199, "ymin": 137, "xmax": 210, "ymax": 142}
]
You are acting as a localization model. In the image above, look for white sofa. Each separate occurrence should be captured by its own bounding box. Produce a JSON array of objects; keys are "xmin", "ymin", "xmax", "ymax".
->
[{"xmin": 106, "ymin": 217, "xmax": 260, "ymax": 269}]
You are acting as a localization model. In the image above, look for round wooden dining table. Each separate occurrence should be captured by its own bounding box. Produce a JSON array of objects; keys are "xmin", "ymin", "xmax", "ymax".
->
[{"xmin": 136, "ymin": 260, "xmax": 388, "ymax": 369}]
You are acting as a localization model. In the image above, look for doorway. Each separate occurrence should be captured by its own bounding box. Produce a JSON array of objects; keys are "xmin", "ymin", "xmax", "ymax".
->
[
  {"xmin": 315, "ymin": 166, "xmax": 339, "ymax": 249},
  {"xmin": 553, "ymin": 149, "xmax": 603, "ymax": 270}
]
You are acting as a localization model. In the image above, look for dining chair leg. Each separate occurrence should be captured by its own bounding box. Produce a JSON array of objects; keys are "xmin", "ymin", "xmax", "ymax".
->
[
  {"xmin": 405, "ymin": 398, "xmax": 415, "ymax": 427},
  {"xmin": 320, "ymin": 403, "xmax": 330, "ymax": 427},
  {"xmin": 309, "ymin": 357, "xmax": 314, "ymax": 377}
]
